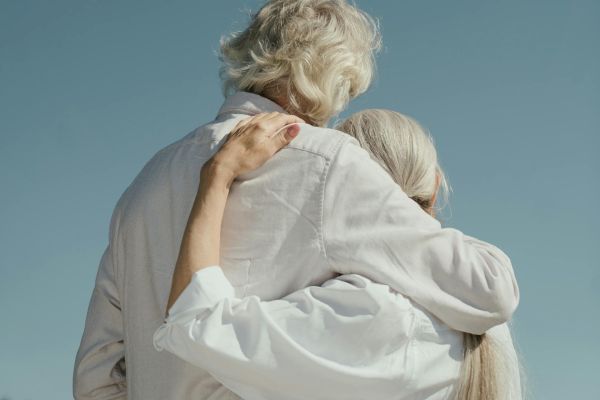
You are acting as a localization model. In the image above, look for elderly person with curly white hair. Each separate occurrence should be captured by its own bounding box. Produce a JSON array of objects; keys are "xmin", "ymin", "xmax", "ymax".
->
[{"xmin": 74, "ymin": 1, "xmax": 520, "ymax": 399}]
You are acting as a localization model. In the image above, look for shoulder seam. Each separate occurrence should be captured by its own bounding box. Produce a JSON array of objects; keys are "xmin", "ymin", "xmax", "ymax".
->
[
  {"xmin": 286, "ymin": 126, "xmax": 350, "ymax": 161},
  {"xmin": 317, "ymin": 134, "xmax": 353, "ymax": 265},
  {"xmin": 284, "ymin": 146, "xmax": 330, "ymax": 159}
]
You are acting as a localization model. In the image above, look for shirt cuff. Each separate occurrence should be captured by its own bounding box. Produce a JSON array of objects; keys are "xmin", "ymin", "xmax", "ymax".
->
[{"xmin": 165, "ymin": 265, "xmax": 236, "ymax": 324}]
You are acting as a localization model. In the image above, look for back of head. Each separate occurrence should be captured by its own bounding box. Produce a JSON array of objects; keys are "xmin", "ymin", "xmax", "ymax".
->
[
  {"xmin": 336, "ymin": 109, "xmax": 448, "ymax": 213},
  {"xmin": 219, "ymin": 0, "xmax": 381, "ymax": 126}
]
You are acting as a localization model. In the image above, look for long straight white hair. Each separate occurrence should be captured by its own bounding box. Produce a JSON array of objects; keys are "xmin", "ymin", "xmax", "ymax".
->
[
  {"xmin": 336, "ymin": 109, "xmax": 449, "ymax": 214},
  {"xmin": 336, "ymin": 109, "xmax": 519, "ymax": 400}
]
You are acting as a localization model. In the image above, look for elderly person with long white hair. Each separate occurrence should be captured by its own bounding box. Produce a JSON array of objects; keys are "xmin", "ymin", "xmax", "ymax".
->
[{"xmin": 74, "ymin": 1, "xmax": 519, "ymax": 399}]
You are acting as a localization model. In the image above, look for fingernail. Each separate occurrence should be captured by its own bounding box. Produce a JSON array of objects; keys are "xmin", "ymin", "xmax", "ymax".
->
[{"xmin": 287, "ymin": 124, "xmax": 300, "ymax": 138}]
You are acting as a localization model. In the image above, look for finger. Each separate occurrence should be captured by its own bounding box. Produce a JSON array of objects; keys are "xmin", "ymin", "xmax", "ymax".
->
[
  {"xmin": 265, "ymin": 114, "xmax": 305, "ymax": 138},
  {"xmin": 241, "ymin": 113, "xmax": 280, "ymax": 135},
  {"xmin": 270, "ymin": 123, "xmax": 301, "ymax": 152},
  {"xmin": 261, "ymin": 111, "xmax": 284, "ymax": 122},
  {"xmin": 259, "ymin": 112, "xmax": 305, "ymax": 127},
  {"xmin": 232, "ymin": 116, "xmax": 254, "ymax": 132},
  {"xmin": 230, "ymin": 113, "xmax": 271, "ymax": 140},
  {"xmin": 283, "ymin": 123, "xmax": 301, "ymax": 140},
  {"xmin": 236, "ymin": 113, "xmax": 269, "ymax": 130},
  {"xmin": 248, "ymin": 112, "xmax": 272, "ymax": 125}
]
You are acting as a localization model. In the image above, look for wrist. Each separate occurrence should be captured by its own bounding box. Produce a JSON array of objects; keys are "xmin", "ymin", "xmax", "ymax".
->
[{"xmin": 201, "ymin": 159, "xmax": 235, "ymax": 189}]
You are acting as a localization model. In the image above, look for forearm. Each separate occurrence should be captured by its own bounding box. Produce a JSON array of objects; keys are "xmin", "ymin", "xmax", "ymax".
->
[
  {"xmin": 165, "ymin": 113, "xmax": 301, "ymax": 316},
  {"xmin": 154, "ymin": 268, "xmax": 408, "ymax": 400},
  {"xmin": 323, "ymin": 141, "xmax": 519, "ymax": 333},
  {"xmin": 165, "ymin": 161, "xmax": 233, "ymax": 315}
]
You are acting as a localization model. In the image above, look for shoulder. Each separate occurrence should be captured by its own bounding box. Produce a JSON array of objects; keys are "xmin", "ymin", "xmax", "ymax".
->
[
  {"xmin": 111, "ymin": 124, "xmax": 213, "ymax": 226},
  {"xmin": 286, "ymin": 123, "xmax": 357, "ymax": 161}
]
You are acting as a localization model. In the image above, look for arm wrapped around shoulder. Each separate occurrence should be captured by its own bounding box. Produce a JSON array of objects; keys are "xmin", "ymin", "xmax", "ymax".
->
[
  {"xmin": 322, "ymin": 139, "xmax": 519, "ymax": 334},
  {"xmin": 153, "ymin": 266, "xmax": 425, "ymax": 400}
]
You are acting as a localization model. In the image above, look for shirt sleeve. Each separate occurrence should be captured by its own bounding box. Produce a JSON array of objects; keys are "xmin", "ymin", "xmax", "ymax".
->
[
  {"xmin": 153, "ymin": 266, "xmax": 418, "ymax": 400},
  {"xmin": 322, "ymin": 139, "xmax": 520, "ymax": 334},
  {"xmin": 73, "ymin": 209, "xmax": 127, "ymax": 399}
]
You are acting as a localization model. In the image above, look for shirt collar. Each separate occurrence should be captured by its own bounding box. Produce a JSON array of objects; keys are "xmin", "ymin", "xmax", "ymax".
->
[{"xmin": 216, "ymin": 91, "xmax": 287, "ymax": 118}]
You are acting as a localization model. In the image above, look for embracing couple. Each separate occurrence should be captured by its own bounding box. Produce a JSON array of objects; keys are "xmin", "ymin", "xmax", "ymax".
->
[{"xmin": 74, "ymin": 1, "xmax": 522, "ymax": 399}]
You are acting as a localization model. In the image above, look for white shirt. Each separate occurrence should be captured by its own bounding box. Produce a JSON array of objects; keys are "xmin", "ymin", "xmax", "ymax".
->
[
  {"xmin": 153, "ymin": 266, "xmax": 522, "ymax": 400},
  {"xmin": 73, "ymin": 92, "xmax": 519, "ymax": 400}
]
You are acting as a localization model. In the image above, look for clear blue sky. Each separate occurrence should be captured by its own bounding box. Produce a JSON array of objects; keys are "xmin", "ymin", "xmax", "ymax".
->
[{"xmin": 0, "ymin": 1, "xmax": 598, "ymax": 399}]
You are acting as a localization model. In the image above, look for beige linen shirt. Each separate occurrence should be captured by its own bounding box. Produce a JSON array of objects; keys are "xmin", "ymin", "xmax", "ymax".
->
[{"xmin": 73, "ymin": 92, "xmax": 519, "ymax": 399}]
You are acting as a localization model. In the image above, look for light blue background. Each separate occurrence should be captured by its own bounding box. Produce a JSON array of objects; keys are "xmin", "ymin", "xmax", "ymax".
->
[{"xmin": 1, "ymin": 1, "xmax": 598, "ymax": 399}]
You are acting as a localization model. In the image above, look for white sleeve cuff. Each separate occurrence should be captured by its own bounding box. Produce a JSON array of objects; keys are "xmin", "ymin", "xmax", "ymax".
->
[{"xmin": 165, "ymin": 265, "xmax": 236, "ymax": 323}]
